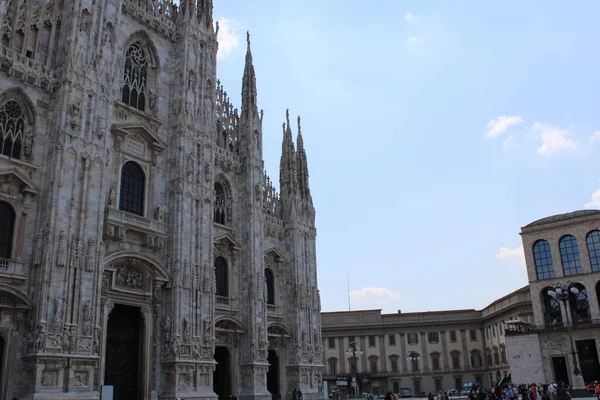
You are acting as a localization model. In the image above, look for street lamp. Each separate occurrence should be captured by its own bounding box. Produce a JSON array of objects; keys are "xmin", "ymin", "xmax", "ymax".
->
[
  {"xmin": 345, "ymin": 340, "xmax": 363, "ymax": 397},
  {"xmin": 547, "ymin": 282, "xmax": 581, "ymax": 376},
  {"xmin": 406, "ymin": 351, "xmax": 420, "ymax": 397}
]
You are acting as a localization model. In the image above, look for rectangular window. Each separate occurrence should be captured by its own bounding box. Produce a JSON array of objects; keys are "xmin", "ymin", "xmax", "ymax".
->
[
  {"xmin": 371, "ymin": 361, "xmax": 377, "ymax": 373},
  {"xmin": 452, "ymin": 356, "xmax": 460, "ymax": 369},
  {"xmin": 428, "ymin": 332, "xmax": 439, "ymax": 344},
  {"xmin": 389, "ymin": 334, "xmax": 396, "ymax": 346},
  {"xmin": 407, "ymin": 333, "xmax": 419, "ymax": 345},
  {"xmin": 470, "ymin": 329, "xmax": 477, "ymax": 341},
  {"xmin": 414, "ymin": 380, "xmax": 421, "ymax": 394},
  {"xmin": 435, "ymin": 378, "xmax": 442, "ymax": 392},
  {"xmin": 431, "ymin": 355, "xmax": 440, "ymax": 370},
  {"xmin": 328, "ymin": 338, "xmax": 335, "ymax": 349},
  {"xmin": 499, "ymin": 323, "xmax": 504, "ymax": 336},
  {"xmin": 369, "ymin": 335, "xmax": 376, "ymax": 347},
  {"xmin": 486, "ymin": 328, "xmax": 490, "ymax": 340},
  {"xmin": 501, "ymin": 349, "xmax": 507, "ymax": 364},
  {"xmin": 475, "ymin": 376, "xmax": 482, "ymax": 384},
  {"xmin": 329, "ymin": 362, "xmax": 336, "ymax": 375},
  {"xmin": 391, "ymin": 360, "xmax": 398, "ymax": 372},
  {"xmin": 393, "ymin": 382, "xmax": 400, "ymax": 393},
  {"xmin": 492, "ymin": 326, "xmax": 496, "ymax": 337},
  {"xmin": 471, "ymin": 354, "xmax": 482, "ymax": 368},
  {"xmin": 455, "ymin": 377, "xmax": 462, "ymax": 391},
  {"xmin": 494, "ymin": 352, "xmax": 500, "ymax": 365},
  {"xmin": 487, "ymin": 353, "xmax": 493, "ymax": 366},
  {"xmin": 450, "ymin": 331, "xmax": 457, "ymax": 342},
  {"xmin": 411, "ymin": 358, "xmax": 419, "ymax": 371}
]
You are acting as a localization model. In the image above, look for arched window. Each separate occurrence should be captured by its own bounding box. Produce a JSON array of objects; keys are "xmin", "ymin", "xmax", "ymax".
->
[
  {"xmin": 533, "ymin": 240, "xmax": 555, "ymax": 280},
  {"xmin": 0, "ymin": 202, "xmax": 15, "ymax": 259},
  {"xmin": 215, "ymin": 257, "xmax": 228, "ymax": 297},
  {"xmin": 265, "ymin": 268, "xmax": 275, "ymax": 305},
  {"xmin": 559, "ymin": 235, "xmax": 583, "ymax": 276},
  {"xmin": 122, "ymin": 43, "xmax": 148, "ymax": 111},
  {"xmin": 0, "ymin": 99, "xmax": 25, "ymax": 159},
  {"xmin": 214, "ymin": 182, "xmax": 226, "ymax": 224},
  {"xmin": 119, "ymin": 161, "xmax": 145, "ymax": 216},
  {"xmin": 569, "ymin": 283, "xmax": 590, "ymax": 324},
  {"xmin": 542, "ymin": 287, "xmax": 562, "ymax": 325},
  {"xmin": 586, "ymin": 230, "xmax": 600, "ymax": 272}
]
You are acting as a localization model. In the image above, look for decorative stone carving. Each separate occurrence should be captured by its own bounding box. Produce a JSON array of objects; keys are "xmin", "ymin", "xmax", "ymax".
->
[
  {"xmin": 115, "ymin": 266, "xmax": 144, "ymax": 289},
  {"xmin": 82, "ymin": 300, "xmax": 93, "ymax": 335},
  {"xmin": 51, "ymin": 297, "xmax": 64, "ymax": 331},
  {"xmin": 41, "ymin": 370, "xmax": 58, "ymax": 387},
  {"xmin": 56, "ymin": 231, "xmax": 67, "ymax": 267},
  {"xmin": 74, "ymin": 371, "xmax": 89, "ymax": 387}
]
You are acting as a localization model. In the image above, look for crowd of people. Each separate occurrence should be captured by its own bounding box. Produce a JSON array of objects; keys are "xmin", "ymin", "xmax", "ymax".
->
[{"xmin": 448, "ymin": 382, "xmax": 574, "ymax": 400}]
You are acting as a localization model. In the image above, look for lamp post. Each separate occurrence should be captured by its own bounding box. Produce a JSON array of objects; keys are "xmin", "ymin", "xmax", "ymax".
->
[
  {"xmin": 406, "ymin": 351, "xmax": 420, "ymax": 397},
  {"xmin": 547, "ymin": 282, "xmax": 581, "ymax": 377},
  {"xmin": 345, "ymin": 340, "xmax": 363, "ymax": 398}
]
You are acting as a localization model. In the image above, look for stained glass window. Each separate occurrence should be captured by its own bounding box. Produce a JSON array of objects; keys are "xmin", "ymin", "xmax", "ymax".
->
[
  {"xmin": 215, "ymin": 257, "xmax": 228, "ymax": 297},
  {"xmin": 0, "ymin": 202, "xmax": 14, "ymax": 259},
  {"xmin": 119, "ymin": 161, "xmax": 145, "ymax": 216},
  {"xmin": 122, "ymin": 43, "xmax": 147, "ymax": 111},
  {"xmin": 0, "ymin": 99, "xmax": 24, "ymax": 159}
]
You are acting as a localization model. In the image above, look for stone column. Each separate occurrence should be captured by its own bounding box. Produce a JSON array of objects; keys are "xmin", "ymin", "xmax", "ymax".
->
[
  {"xmin": 440, "ymin": 330, "xmax": 449, "ymax": 372},
  {"xmin": 460, "ymin": 330, "xmax": 470, "ymax": 371},
  {"xmin": 419, "ymin": 332, "xmax": 429, "ymax": 372},
  {"xmin": 399, "ymin": 333, "xmax": 408, "ymax": 373},
  {"xmin": 379, "ymin": 335, "xmax": 387, "ymax": 372},
  {"xmin": 338, "ymin": 337, "xmax": 346, "ymax": 373}
]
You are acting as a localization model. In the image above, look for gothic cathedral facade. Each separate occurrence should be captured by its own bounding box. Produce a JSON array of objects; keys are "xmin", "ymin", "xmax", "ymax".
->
[{"xmin": 0, "ymin": 0, "xmax": 323, "ymax": 398}]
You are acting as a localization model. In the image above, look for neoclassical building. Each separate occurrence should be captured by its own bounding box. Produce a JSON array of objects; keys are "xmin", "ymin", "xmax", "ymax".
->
[
  {"xmin": 321, "ymin": 286, "xmax": 533, "ymax": 395},
  {"xmin": 0, "ymin": 0, "xmax": 323, "ymax": 399},
  {"xmin": 506, "ymin": 210, "xmax": 600, "ymax": 389}
]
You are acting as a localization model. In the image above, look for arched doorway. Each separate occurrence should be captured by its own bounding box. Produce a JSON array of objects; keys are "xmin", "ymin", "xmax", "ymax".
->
[
  {"xmin": 214, "ymin": 346, "xmax": 231, "ymax": 400},
  {"xmin": 267, "ymin": 349, "xmax": 280, "ymax": 397},
  {"xmin": 104, "ymin": 304, "xmax": 142, "ymax": 400}
]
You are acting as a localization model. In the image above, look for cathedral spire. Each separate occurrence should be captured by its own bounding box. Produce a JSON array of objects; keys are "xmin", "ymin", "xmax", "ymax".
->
[
  {"xmin": 280, "ymin": 109, "xmax": 297, "ymax": 195},
  {"xmin": 241, "ymin": 31, "xmax": 258, "ymax": 118},
  {"xmin": 296, "ymin": 115, "xmax": 311, "ymax": 199}
]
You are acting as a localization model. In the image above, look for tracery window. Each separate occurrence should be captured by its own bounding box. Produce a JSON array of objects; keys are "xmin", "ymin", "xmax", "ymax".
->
[
  {"xmin": 265, "ymin": 268, "xmax": 275, "ymax": 305},
  {"xmin": 533, "ymin": 240, "xmax": 555, "ymax": 280},
  {"xmin": 586, "ymin": 230, "xmax": 600, "ymax": 272},
  {"xmin": 215, "ymin": 257, "xmax": 228, "ymax": 297},
  {"xmin": 119, "ymin": 161, "xmax": 145, "ymax": 216},
  {"xmin": 0, "ymin": 202, "xmax": 15, "ymax": 259},
  {"xmin": 0, "ymin": 99, "xmax": 25, "ymax": 159},
  {"xmin": 559, "ymin": 235, "xmax": 583, "ymax": 276},
  {"xmin": 122, "ymin": 43, "xmax": 148, "ymax": 111},
  {"xmin": 214, "ymin": 182, "xmax": 226, "ymax": 224}
]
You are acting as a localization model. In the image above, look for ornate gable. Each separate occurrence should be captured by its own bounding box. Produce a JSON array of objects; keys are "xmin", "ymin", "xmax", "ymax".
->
[
  {"xmin": 0, "ymin": 167, "xmax": 39, "ymax": 199},
  {"xmin": 112, "ymin": 123, "xmax": 167, "ymax": 160}
]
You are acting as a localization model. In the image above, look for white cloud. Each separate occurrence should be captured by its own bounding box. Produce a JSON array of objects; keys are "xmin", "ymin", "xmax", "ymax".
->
[
  {"xmin": 494, "ymin": 246, "xmax": 525, "ymax": 269},
  {"xmin": 502, "ymin": 136, "xmax": 515, "ymax": 151},
  {"xmin": 216, "ymin": 17, "xmax": 240, "ymax": 60},
  {"xmin": 349, "ymin": 287, "xmax": 402, "ymax": 312},
  {"xmin": 404, "ymin": 12, "xmax": 417, "ymax": 24},
  {"xmin": 590, "ymin": 131, "xmax": 600, "ymax": 142},
  {"xmin": 585, "ymin": 189, "xmax": 600, "ymax": 209},
  {"xmin": 406, "ymin": 36, "xmax": 419, "ymax": 46},
  {"xmin": 533, "ymin": 122, "xmax": 577, "ymax": 156},
  {"xmin": 484, "ymin": 116, "xmax": 524, "ymax": 138}
]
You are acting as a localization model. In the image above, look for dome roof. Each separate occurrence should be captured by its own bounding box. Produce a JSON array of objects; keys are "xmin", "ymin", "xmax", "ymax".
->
[{"xmin": 525, "ymin": 209, "xmax": 600, "ymax": 228}]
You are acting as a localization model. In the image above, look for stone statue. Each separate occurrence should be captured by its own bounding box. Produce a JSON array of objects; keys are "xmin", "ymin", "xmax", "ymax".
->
[
  {"xmin": 108, "ymin": 185, "xmax": 116, "ymax": 207},
  {"xmin": 163, "ymin": 315, "xmax": 172, "ymax": 338}
]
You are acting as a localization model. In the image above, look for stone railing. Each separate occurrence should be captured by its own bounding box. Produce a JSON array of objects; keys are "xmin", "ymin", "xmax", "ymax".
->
[
  {"xmin": 0, "ymin": 257, "xmax": 27, "ymax": 282},
  {"xmin": 121, "ymin": 0, "xmax": 177, "ymax": 41},
  {"xmin": 0, "ymin": 45, "xmax": 60, "ymax": 92},
  {"xmin": 107, "ymin": 207, "xmax": 166, "ymax": 234}
]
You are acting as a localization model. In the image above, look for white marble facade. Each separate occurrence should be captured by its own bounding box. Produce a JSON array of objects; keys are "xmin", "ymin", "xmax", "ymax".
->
[{"xmin": 0, "ymin": 0, "xmax": 323, "ymax": 399}]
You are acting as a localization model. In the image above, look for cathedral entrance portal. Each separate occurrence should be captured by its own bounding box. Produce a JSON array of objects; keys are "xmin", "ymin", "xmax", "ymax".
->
[
  {"xmin": 213, "ymin": 346, "xmax": 232, "ymax": 400},
  {"xmin": 267, "ymin": 349, "xmax": 280, "ymax": 397},
  {"xmin": 104, "ymin": 304, "xmax": 142, "ymax": 400}
]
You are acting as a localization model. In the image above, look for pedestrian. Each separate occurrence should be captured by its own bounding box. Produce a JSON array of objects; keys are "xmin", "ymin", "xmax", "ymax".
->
[{"xmin": 594, "ymin": 381, "xmax": 600, "ymax": 400}]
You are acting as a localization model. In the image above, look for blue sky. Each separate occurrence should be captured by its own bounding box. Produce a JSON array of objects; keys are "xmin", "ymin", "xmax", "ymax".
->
[{"xmin": 213, "ymin": 1, "xmax": 600, "ymax": 313}]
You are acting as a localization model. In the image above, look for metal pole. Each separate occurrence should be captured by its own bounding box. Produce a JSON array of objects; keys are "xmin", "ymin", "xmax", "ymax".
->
[{"xmin": 564, "ymin": 295, "xmax": 580, "ymax": 376}]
